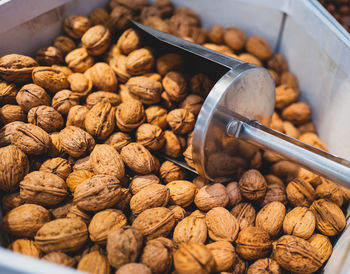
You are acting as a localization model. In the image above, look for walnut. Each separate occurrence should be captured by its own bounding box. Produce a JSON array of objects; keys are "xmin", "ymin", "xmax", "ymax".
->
[
  {"xmin": 166, "ymin": 180, "xmax": 197, "ymax": 207},
  {"xmin": 136, "ymin": 123, "xmax": 165, "ymax": 150},
  {"xmin": 308, "ymin": 234, "xmax": 332, "ymax": 264},
  {"xmin": 28, "ymin": 106, "xmax": 64, "ymax": 133},
  {"xmin": 117, "ymin": 28, "xmax": 141, "ymax": 55},
  {"xmin": 67, "ymin": 73, "xmax": 92, "ymax": 97},
  {"xmin": 77, "ymin": 250, "xmax": 110, "ymax": 274},
  {"xmin": 66, "ymin": 169, "xmax": 94, "ymax": 194},
  {"xmin": 86, "ymin": 91, "xmax": 121, "ymax": 109},
  {"xmin": 162, "ymin": 71, "xmax": 188, "ymax": 102},
  {"xmin": 107, "ymin": 226, "xmax": 143, "ymax": 269},
  {"xmin": 226, "ymin": 181, "xmax": 243, "ymax": 207},
  {"xmin": 88, "ymin": 209, "xmax": 127, "ymax": 245},
  {"xmin": 167, "ymin": 108, "xmax": 195, "ymax": 134},
  {"xmin": 20, "ymin": 171, "xmax": 68, "ymax": 206},
  {"xmin": 126, "ymin": 48, "xmax": 155, "ymax": 75},
  {"xmin": 105, "ymin": 132, "xmax": 132, "ymax": 152},
  {"xmin": 281, "ymin": 71, "xmax": 299, "ymax": 89},
  {"xmin": 140, "ymin": 6, "xmax": 162, "ymax": 21},
  {"xmin": 129, "ymin": 174, "xmax": 160, "ymax": 195},
  {"xmin": 206, "ymin": 207, "xmax": 239, "ymax": 241},
  {"xmin": 156, "ymin": 53, "xmax": 184, "ymax": 76},
  {"xmin": 143, "ymin": 16, "xmax": 170, "ymax": 33},
  {"xmin": 121, "ymin": 143, "xmax": 156, "ymax": 174},
  {"xmin": 35, "ymin": 218, "xmax": 88, "ymax": 253},
  {"xmin": 0, "ymin": 80, "xmax": 17, "ymax": 105},
  {"xmin": 9, "ymin": 239, "xmax": 41, "ymax": 258},
  {"xmin": 42, "ymin": 252, "xmax": 76, "ymax": 267},
  {"xmin": 16, "ymin": 84, "xmax": 50, "ymax": 112},
  {"xmin": 245, "ymin": 36, "xmax": 272, "ymax": 60},
  {"xmin": 223, "ymin": 27, "xmax": 246, "ymax": 51},
  {"xmin": 64, "ymin": 15, "xmax": 91, "ymax": 39},
  {"xmin": 85, "ymin": 62, "xmax": 118, "ymax": 92},
  {"xmin": 231, "ymin": 256, "xmax": 248, "ymax": 274},
  {"xmin": 315, "ymin": 178, "xmax": 347, "ymax": 207},
  {"xmin": 270, "ymin": 160, "xmax": 299, "ymax": 182},
  {"xmin": 310, "ymin": 199, "xmax": 346, "ymax": 236},
  {"xmin": 2, "ymin": 192, "xmax": 24, "ymax": 212},
  {"xmin": 194, "ymin": 183, "xmax": 229, "ymax": 211},
  {"xmin": 66, "ymin": 105, "xmax": 89, "ymax": 129},
  {"xmin": 52, "ymin": 89, "xmax": 80, "ymax": 116},
  {"xmin": 206, "ymin": 241, "xmax": 236, "ymax": 272},
  {"xmin": 0, "ymin": 54, "xmax": 38, "ymax": 83},
  {"xmin": 32, "ymin": 66, "xmax": 69, "ymax": 93},
  {"xmin": 190, "ymin": 73, "xmax": 213, "ymax": 97},
  {"xmin": 281, "ymin": 101, "xmax": 311, "ymax": 125},
  {"xmin": 51, "ymin": 65, "xmax": 73, "ymax": 77},
  {"xmin": 132, "ymin": 207, "xmax": 175, "ymax": 240},
  {"xmin": 49, "ymin": 201, "xmax": 73, "ymax": 219},
  {"xmin": 179, "ymin": 94, "xmax": 204, "ymax": 116},
  {"xmin": 145, "ymin": 105, "xmax": 168, "ymax": 129},
  {"xmin": 116, "ymin": 101, "xmax": 145, "ymax": 132},
  {"xmin": 230, "ymin": 202, "xmax": 256, "ymax": 231},
  {"xmin": 89, "ymin": 8, "xmax": 110, "ymax": 26},
  {"xmin": 173, "ymin": 212, "xmax": 207, "ymax": 245},
  {"xmin": 152, "ymin": 0, "xmax": 174, "ymax": 17},
  {"xmin": 73, "ymin": 156, "xmax": 93, "ymax": 171},
  {"xmin": 299, "ymin": 132, "xmax": 328, "ymax": 151},
  {"xmin": 65, "ymin": 48, "xmax": 95, "ymax": 73},
  {"xmin": 299, "ymin": 121, "xmax": 317, "ymax": 134},
  {"xmin": 256, "ymin": 201, "xmax": 286, "ymax": 237},
  {"xmin": 82, "ymin": 25, "xmax": 111, "ymax": 56},
  {"xmin": 269, "ymin": 69, "xmax": 280, "ymax": 85},
  {"xmin": 268, "ymin": 53, "xmax": 288, "ymax": 74},
  {"xmin": 192, "ymin": 176, "xmax": 210, "ymax": 189},
  {"xmin": 35, "ymin": 46, "xmax": 63, "ymax": 66},
  {"xmin": 273, "ymin": 235, "xmax": 322, "ymax": 273},
  {"xmin": 260, "ymin": 175, "xmax": 287, "ymax": 207},
  {"xmin": 54, "ymin": 36, "xmax": 76, "ymax": 55},
  {"xmin": 239, "ymin": 169, "xmax": 267, "ymax": 200},
  {"xmin": 126, "ymin": 76, "xmax": 162, "ymax": 104},
  {"xmin": 162, "ymin": 130, "xmax": 184, "ymax": 158},
  {"xmin": 173, "ymin": 242, "xmax": 215, "ymax": 274},
  {"xmin": 207, "ymin": 25, "xmax": 224, "ymax": 44},
  {"xmin": 286, "ymin": 178, "xmax": 316, "ymax": 207},
  {"xmin": 109, "ymin": 5, "xmax": 133, "ymax": 32},
  {"xmin": 159, "ymin": 161, "xmax": 184, "ymax": 184},
  {"xmin": 168, "ymin": 205, "xmax": 186, "ymax": 224},
  {"xmin": 109, "ymin": 54, "xmax": 132, "ymax": 83},
  {"xmin": 116, "ymin": 263, "xmax": 151, "ymax": 274},
  {"xmin": 247, "ymin": 258, "xmax": 282, "ymax": 274},
  {"xmin": 283, "ymin": 206, "xmax": 315, "ymax": 239},
  {"xmin": 66, "ymin": 205, "xmax": 90, "ymax": 225},
  {"xmin": 275, "ymin": 85, "xmax": 300, "ymax": 109},
  {"xmin": 40, "ymin": 157, "xmax": 71, "ymax": 179},
  {"xmin": 203, "ymin": 43, "xmax": 234, "ymax": 55}
]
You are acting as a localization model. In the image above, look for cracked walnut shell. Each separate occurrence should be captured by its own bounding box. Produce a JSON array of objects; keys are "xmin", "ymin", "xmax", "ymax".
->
[{"xmin": 283, "ymin": 207, "xmax": 316, "ymax": 239}]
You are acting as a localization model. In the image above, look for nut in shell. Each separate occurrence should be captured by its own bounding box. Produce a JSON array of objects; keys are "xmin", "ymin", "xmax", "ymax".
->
[
  {"xmin": 166, "ymin": 180, "xmax": 197, "ymax": 207},
  {"xmin": 239, "ymin": 169, "xmax": 267, "ymax": 200},
  {"xmin": 256, "ymin": 201, "xmax": 286, "ymax": 238},
  {"xmin": 206, "ymin": 241, "xmax": 236, "ymax": 272},
  {"xmin": 77, "ymin": 250, "xmax": 110, "ymax": 274},
  {"xmin": 283, "ymin": 206, "xmax": 316, "ymax": 239},
  {"xmin": 173, "ymin": 213, "xmax": 207, "ymax": 245}
]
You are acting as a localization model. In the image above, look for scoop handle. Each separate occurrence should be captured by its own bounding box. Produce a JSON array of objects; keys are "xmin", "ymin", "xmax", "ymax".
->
[{"xmin": 228, "ymin": 119, "xmax": 350, "ymax": 188}]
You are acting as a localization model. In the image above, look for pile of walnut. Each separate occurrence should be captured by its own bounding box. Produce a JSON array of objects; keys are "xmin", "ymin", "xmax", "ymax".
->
[{"xmin": 0, "ymin": 0, "xmax": 349, "ymax": 273}]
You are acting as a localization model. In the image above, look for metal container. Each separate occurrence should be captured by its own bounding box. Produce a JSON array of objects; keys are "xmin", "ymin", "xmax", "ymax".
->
[{"xmin": 0, "ymin": 0, "xmax": 349, "ymax": 273}]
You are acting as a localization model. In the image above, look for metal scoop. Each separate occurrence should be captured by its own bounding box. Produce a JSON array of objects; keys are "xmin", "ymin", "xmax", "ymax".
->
[{"xmin": 132, "ymin": 21, "xmax": 350, "ymax": 187}]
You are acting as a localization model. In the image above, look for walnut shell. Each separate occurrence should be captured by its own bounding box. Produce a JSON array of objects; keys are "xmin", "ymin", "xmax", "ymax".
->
[
  {"xmin": 162, "ymin": 71, "xmax": 187, "ymax": 102},
  {"xmin": 129, "ymin": 174, "xmax": 160, "ymax": 194},
  {"xmin": 89, "ymin": 8, "xmax": 110, "ymax": 26},
  {"xmin": 223, "ymin": 27, "xmax": 246, "ymax": 51},
  {"xmin": 126, "ymin": 48, "xmax": 155, "ymax": 75},
  {"xmin": 73, "ymin": 156, "xmax": 93, "ymax": 171},
  {"xmin": 145, "ymin": 105, "xmax": 168, "ymax": 129},
  {"xmin": 107, "ymin": 226, "xmax": 143, "ymax": 269},
  {"xmin": 167, "ymin": 108, "xmax": 195, "ymax": 135},
  {"xmin": 247, "ymin": 258, "xmax": 282, "ymax": 274},
  {"xmin": 166, "ymin": 180, "xmax": 197, "ymax": 207},
  {"xmin": 86, "ymin": 91, "xmax": 121, "ymax": 109},
  {"xmin": 116, "ymin": 101, "xmax": 145, "ymax": 132},
  {"xmin": 82, "ymin": 25, "xmax": 111, "ymax": 56},
  {"xmin": 54, "ymin": 36, "xmax": 76, "ymax": 55},
  {"xmin": 286, "ymin": 178, "xmax": 316, "ymax": 207},
  {"xmin": 190, "ymin": 73, "xmax": 213, "ymax": 97},
  {"xmin": 35, "ymin": 218, "xmax": 88, "ymax": 253},
  {"xmin": 282, "ymin": 102, "xmax": 311, "ymax": 125},
  {"xmin": 28, "ymin": 106, "xmax": 64, "ymax": 133},
  {"xmin": 115, "ymin": 263, "xmax": 151, "ymax": 274},
  {"xmin": 136, "ymin": 123, "xmax": 165, "ymax": 150},
  {"xmin": 89, "ymin": 209, "xmax": 127, "ymax": 245},
  {"xmin": 9, "ymin": 239, "xmax": 41, "ymax": 258},
  {"xmin": 130, "ymin": 184, "xmax": 170, "ymax": 215},
  {"xmin": 260, "ymin": 175, "xmax": 287, "ymax": 207},
  {"xmin": 85, "ymin": 62, "xmax": 118, "ymax": 92},
  {"xmin": 273, "ymin": 235, "xmax": 322, "ymax": 273},
  {"xmin": 73, "ymin": 174, "xmax": 122, "ymax": 212},
  {"xmin": 159, "ymin": 161, "xmax": 185, "ymax": 184},
  {"xmin": 267, "ymin": 53, "xmax": 288, "ymax": 74},
  {"xmin": 35, "ymin": 46, "xmax": 63, "ymax": 66},
  {"xmin": 126, "ymin": 76, "xmax": 162, "ymax": 104},
  {"xmin": 121, "ymin": 143, "xmax": 156, "ymax": 174},
  {"xmin": 66, "ymin": 169, "xmax": 94, "ymax": 194},
  {"xmin": 0, "ymin": 145, "xmax": 29, "ymax": 192},
  {"xmin": 49, "ymin": 201, "xmax": 73, "ymax": 219},
  {"xmin": 226, "ymin": 181, "xmax": 243, "ymax": 207},
  {"xmin": 230, "ymin": 202, "xmax": 256, "ymax": 231},
  {"xmin": 0, "ymin": 80, "xmax": 17, "ymax": 105},
  {"xmin": 173, "ymin": 212, "xmax": 207, "ymax": 245},
  {"xmin": 156, "ymin": 53, "xmax": 184, "ymax": 76},
  {"xmin": 77, "ymin": 250, "xmax": 110, "ymax": 274},
  {"xmin": 256, "ymin": 201, "xmax": 286, "ymax": 238},
  {"xmin": 315, "ymin": 178, "xmax": 346, "ymax": 207},
  {"xmin": 2, "ymin": 204, "xmax": 50, "ymax": 237},
  {"xmin": 236, "ymin": 227, "xmax": 272, "ymax": 261},
  {"xmin": 275, "ymin": 85, "xmax": 299, "ymax": 109},
  {"xmin": 32, "ymin": 66, "xmax": 69, "ymax": 93},
  {"xmin": 105, "ymin": 132, "xmax": 131, "ymax": 152},
  {"xmin": 132, "ymin": 207, "xmax": 175, "ymax": 240},
  {"xmin": 109, "ymin": 54, "xmax": 131, "ymax": 83},
  {"xmin": 283, "ymin": 207, "xmax": 315, "ymax": 239},
  {"xmin": 194, "ymin": 183, "xmax": 229, "ymax": 211},
  {"xmin": 64, "ymin": 15, "xmax": 91, "ymax": 39},
  {"xmin": 66, "ymin": 205, "xmax": 90, "ymax": 225},
  {"xmin": 245, "ymin": 36, "xmax": 272, "ymax": 60},
  {"xmin": 66, "ymin": 105, "xmax": 89, "ymax": 129},
  {"xmin": 20, "ymin": 171, "xmax": 68, "ymax": 206},
  {"xmin": 162, "ymin": 130, "xmax": 184, "ymax": 158},
  {"xmin": 16, "ymin": 83, "xmax": 50, "ymax": 112},
  {"xmin": 52, "ymin": 89, "xmax": 80, "ymax": 116},
  {"xmin": 206, "ymin": 241, "xmax": 236, "ymax": 272},
  {"xmin": 42, "ymin": 252, "xmax": 76, "ymax": 267},
  {"xmin": 65, "ymin": 48, "xmax": 95, "ymax": 73},
  {"xmin": 0, "ymin": 104, "xmax": 26, "ymax": 123},
  {"xmin": 2, "ymin": 192, "xmax": 24, "ymax": 212},
  {"xmin": 40, "ymin": 157, "xmax": 71, "ymax": 179},
  {"xmin": 67, "ymin": 73, "xmax": 92, "ymax": 97},
  {"xmin": 308, "ymin": 234, "xmax": 332, "ymax": 264},
  {"xmin": 206, "ymin": 207, "xmax": 239, "ymax": 241},
  {"xmin": 108, "ymin": 6, "xmax": 133, "ymax": 32},
  {"xmin": 208, "ymin": 25, "xmax": 224, "ymax": 44},
  {"xmin": 270, "ymin": 160, "xmax": 299, "ymax": 182},
  {"xmin": 0, "ymin": 54, "xmax": 38, "ymax": 83},
  {"xmin": 299, "ymin": 132, "xmax": 328, "ymax": 151},
  {"xmin": 174, "ymin": 242, "xmax": 215, "ymax": 274},
  {"xmin": 239, "ymin": 169, "xmax": 267, "ymax": 200},
  {"xmin": 310, "ymin": 199, "xmax": 346, "ymax": 236},
  {"xmin": 117, "ymin": 28, "xmax": 141, "ymax": 55},
  {"xmin": 179, "ymin": 94, "xmax": 204, "ymax": 116}
]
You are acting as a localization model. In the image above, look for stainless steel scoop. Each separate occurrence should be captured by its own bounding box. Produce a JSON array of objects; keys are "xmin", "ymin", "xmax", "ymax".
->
[{"xmin": 132, "ymin": 21, "xmax": 350, "ymax": 188}]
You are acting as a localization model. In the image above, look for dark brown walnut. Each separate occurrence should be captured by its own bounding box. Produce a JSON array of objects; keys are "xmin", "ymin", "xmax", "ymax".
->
[
  {"xmin": 223, "ymin": 27, "xmax": 246, "ymax": 51},
  {"xmin": 315, "ymin": 178, "xmax": 347, "ymax": 207},
  {"xmin": 140, "ymin": 6, "xmax": 161, "ymax": 21},
  {"xmin": 16, "ymin": 83, "xmax": 50, "ymax": 112},
  {"xmin": 89, "ymin": 8, "xmax": 110, "ymax": 26},
  {"xmin": 86, "ymin": 92, "xmax": 121, "ymax": 110},
  {"xmin": 35, "ymin": 218, "xmax": 88, "ymax": 253},
  {"xmin": 156, "ymin": 53, "xmax": 184, "ymax": 76},
  {"xmin": 130, "ymin": 184, "xmax": 170, "ymax": 215},
  {"xmin": 208, "ymin": 25, "xmax": 225, "ymax": 44},
  {"xmin": 0, "ymin": 80, "xmax": 17, "ymax": 105},
  {"xmin": 162, "ymin": 71, "xmax": 187, "ymax": 102},
  {"xmin": 275, "ymin": 84, "xmax": 300, "ymax": 109},
  {"xmin": 160, "ymin": 161, "xmax": 185, "ymax": 184},
  {"xmin": 88, "ymin": 209, "xmax": 127, "ymax": 245},
  {"xmin": 35, "ymin": 46, "xmax": 63, "ymax": 66},
  {"xmin": 153, "ymin": 0, "xmax": 174, "ymax": 17},
  {"xmin": 162, "ymin": 130, "xmax": 184, "ymax": 158},
  {"xmin": 2, "ymin": 204, "xmax": 51, "ymax": 237},
  {"xmin": 73, "ymin": 174, "xmax": 122, "ymax": 212},
  {"xmin": 226, "ymin": 181, "xmax": 243, "ymax": 207},
  {"xmin": 116, "ymin": 101, "xmax": 145, "ymax": 132},
  {"xmin": 136, "ymin": 123, "xmax": 165, "ymax": 150},
  {"xmin": 143, "ymin": 16, "xmax": 170, "ymax": 33},
  {"xmin": 179, "ymin": 94, "xmax": 204, "ymax": 116},
  {"xmin": 85, "ymin": 62, "xmax": 118, "ymax": 92},
  {"xmin": 192, "ymin": 176, "xmax": 210, "ymax": 189},
  {"xmin": 286, "ymin": 178, "xmax": 316, "ymax": 207},
  {"xmin": 174, "ymin": 242, "xmax": 215, "ymax": 274},
  {"xmin": 268, "ymin": 53, "xmax": 288, "ymax": 74},
  {"xmin": 132, "ymin": 207, "xmax": 175, "ymax": 240},
  {"xmin": 115, "ymin": 187, "xmax": 132, "ymax": 211},
  {"xmin": 260, "ymin": 175, "xmax": 287, "ymax": 207},
  {"xmin": 270, "ymin": 160, "xmax": 299, "ymax": 182},
  {"xmin": 0, "ymin": 104, "xmax": 26, "ymax": 123},
  {"xmin": 145, "ymin": 105, "xmax": 168, "ymax": 129},
  {"xmin": 282, "ymin": 101, "xmax": 311, "ymax": 126},
  {"xmin": 168, "ymin": 13, "xmax": 199, "ymax": 40},
  {"xmin": 246, "ymin": 36, "xmax": 272, "ymax": 60},
  {"xmin": 32, "ymin": 66, "xmax": 69, "ymax": 93},
  {"xmin": 167, "ymin": 180, "xmax": 197, "ymax": 207},
  {"xmin": 141, "ymin": 237, "xmax": 174, "ymax": 274},
  {"xmin": 85, "ymin": 102, "xmax": 115, "ymax": 140},
  {"xmin": 110, "ymin": 0, "xmax": 149, "ymax": 12},
  {"xmin": 308, "ymin": 234, "xmax": 332, "ymax": 264},
  {"xmin": 230, "ymin": 202, "xmax": 256, "ymax": 231},
  {"xmin": 77, "ymin": 250, "xmax": 110, "ymax": 274},
  {"xmin": 54, "ymin": 36, "xmax": 76, "ymax": 55},
  {"xmin": 190, "ymin": 73, "xmax": 213, "ymax": 97},
  {"xmin": 256, "ymin": 201, "xmax": 286, "ymax": 238},
  {"xmin": 65, "ymin": 48, "xmax": 95, "ymax": 73},
  {"xmin": 117, "ymin": 28, "xmax": 141, "ymax": 55},
  {"xmin": 2, "ymin": 192, "xmax": 24, "ymax": 212},
  {"xmin": 0, "ymin": 54, "xmax": 38, "ymax": 83},
  {"xmin": 108, "ymin": 5, "xmax": 133, "ymax": 32},
  {"xmin": 67, "ymin": 73, "xmax": 92, "ymax": 97},
  {"xmin": 247, "ymin": 258, "xmax": 282, "ymax": 274},
  {"xmin": 42, "ymin": 252, "xmax": 76, "ymax": 267},
  {"xmin": 66, "ymin": 205, "xmax": 90, "ymax": 224},
  {"xmin": 283, "ymin": 206, "xmax": 316, "ymax": 239},
  {"xmin": 40, "ymin": 157, "xmax": 71, "ymax": 180},
  {"xmin": 20, "ymin": 171, "xmax": 68, "ymax": 206},
  {"xmin": 126, "ymin": 76, "xmax": 162, "ymax": 104},
  {"xmin": 107, "ymin": 226, "xmax": 143, "ymax": 269},
  {"xmin": 109, "ymin": 54, "xmax": 132, "ymax": 83},
  {"xmin": 273, "ymin": 235, "xmax": 322, "ymax": 273},
  {"xmin": 167, "ymin": 108, "xmax": 195, "ymax": 134},
  {"xmin": 236, "ymin": 227, "xmax": 272, "ymax": 261},
  {"xmin": 49, "ymin": 200, "xmax": 73, "ymax": 219},
  {"xmin": 27, "ymin": 106, "xmax": 64, "ymax": 133},
  {"xmin": 90, "ymin": 144, "xmax": 125, "ymax": 179},
  {"xmin": 105, "ymin": 132, "xmax": 131, "ymax": 152},
  {"xmin": 129, "ymin": 174, "xmax": 160, "ymax": 194},
  {"xmin": 64, "ymin": 15, "xmax": 91, "ymax": 39},
  {"xmin": 194, "ymin": 183, "xmax": 229, "ymax": 211},
  {"xmin": 239, "ymin": 169, "xmax": 267, "ymax": 200},
  {"xmin": 66, "ymin": 105, "xmax": 88, "ymax": 129},
  {"xmin": 231, "ymin": 255, "xmax": 248, "ymax": 274},
  {"xmin": 11, "ymin": 123, "xmax": 52, "ymax": 155},
  {"xmin": 126, "ymin": 48, "xmax": 155, "ymax": 75},
  {"xmin": 59, "ymin": 126, "xmax": 95, "ymax": 158},
  {"xmin": 82, "ymin": 25, "xmax": 111, "ymax": 56},
  {"xmin": 9, "ymin": 239, "xmax": 42, "ymax": 258},
  {"xmin": 310, "ymin": 199, "xmax": 346, "ymax": 236},
  {"xmin": 121, "ymin": 143, "xmax": 156, "ymax": 174}
]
